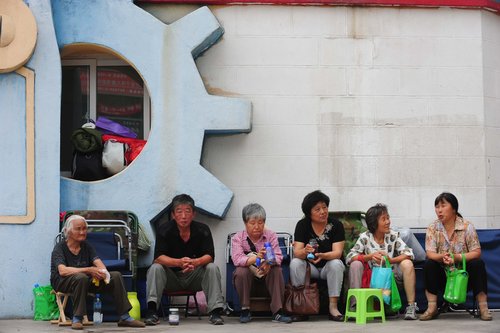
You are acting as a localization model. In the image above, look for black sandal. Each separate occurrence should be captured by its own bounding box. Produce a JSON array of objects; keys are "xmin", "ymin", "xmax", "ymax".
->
[{"xmin": 328, "ymin": 313, "xmax": 344, "ymax": 322}]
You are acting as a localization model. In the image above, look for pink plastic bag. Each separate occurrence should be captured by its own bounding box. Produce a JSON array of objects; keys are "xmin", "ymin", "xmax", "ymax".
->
[{"xmin": 188, "ymin": 291, "xmax": 207, "ymax": 315}]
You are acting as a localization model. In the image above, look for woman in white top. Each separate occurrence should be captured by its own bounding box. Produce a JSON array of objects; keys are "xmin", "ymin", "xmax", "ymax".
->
[{"xmin": 346, "ymin": 203, "xmax": 417, "ymax": 320}]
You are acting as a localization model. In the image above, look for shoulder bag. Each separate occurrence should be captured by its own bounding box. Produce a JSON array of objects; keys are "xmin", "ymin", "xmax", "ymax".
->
[
  {"xmin": 360, "ymin": 255, "xmax": 372, "ymax": 288},
  {"xmin": 284, "ymin": 262, "xmax": 320, "ymax": 315}
]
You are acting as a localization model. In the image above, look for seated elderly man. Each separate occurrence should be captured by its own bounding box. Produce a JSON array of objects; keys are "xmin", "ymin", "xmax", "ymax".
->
[
  {"xmin": 50, "ymin": 215, "xmax": 145, "ymax": 330},
  {"xmin": 231, "ymin": 203, "xmax": 292, "ymax": 324},
  {"xmin": 145, "ymin": 194, "xmax": 226, "ymax": 326}
]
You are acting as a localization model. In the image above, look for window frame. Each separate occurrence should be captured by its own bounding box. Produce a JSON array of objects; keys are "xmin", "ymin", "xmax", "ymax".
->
[{"xmin": 61, "ymin": 58, "xmax": 151, "ymax": 139}]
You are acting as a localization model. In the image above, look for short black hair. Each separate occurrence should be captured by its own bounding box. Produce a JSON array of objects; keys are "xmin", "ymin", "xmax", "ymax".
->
[
  {"xmin": 434, "ymin": 192, "xmax": 462, "ymax": 217},
  {"xmin": 301, "ymin": 190, "xmax": 330, "ymax": 217},
  {"xmin": 170, "ymin": 194, "xmax": 195, "ymax": 211},
  {"xmin": 365, "ymin": 203, "xmax": 388, "ymax": 234}
]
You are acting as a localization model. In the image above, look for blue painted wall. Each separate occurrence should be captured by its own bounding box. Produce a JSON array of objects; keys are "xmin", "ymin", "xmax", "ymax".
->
[
  {"xmin": 0, "ymin": 74, "xmax": 27, "ymax": 214},
  {"xmin": 0, "ymin": 0, "xmax": 250, "ymax": 318},
  {"xmin": 0, "ymin": 0, "xmax": 61, "ymax": 318}
]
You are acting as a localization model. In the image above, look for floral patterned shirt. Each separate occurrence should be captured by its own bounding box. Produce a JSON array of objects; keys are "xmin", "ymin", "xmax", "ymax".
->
[
  {"xmin": 425, "ymin": 216, "xmax": 480, "ymax": 254},
  {"xmin": 346, "ymin": 230, "xmax": 414, "ymax": 266}
]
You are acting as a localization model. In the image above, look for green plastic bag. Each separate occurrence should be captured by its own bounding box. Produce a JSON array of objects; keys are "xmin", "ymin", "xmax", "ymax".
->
[
  {"xmin": 33, "ymin": 285, "xmax": 59, "ymax": 321},
  {"xmin": 389, "ymin": 267, "xmax": 402, "ymax": 312},
  {"xmin": 370, "ymin": 256, "xmax": 402, "ymax": 312},
  {"xmin": 444, "ymin": 252, "xmax": 469, "ymax": 304}
]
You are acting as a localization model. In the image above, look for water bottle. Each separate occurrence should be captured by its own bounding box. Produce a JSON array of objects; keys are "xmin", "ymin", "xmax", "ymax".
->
[
  {"xmin": 307, "ymin": 239, "xmax": 318, "ymax": 260},
  {"xmin": 32, "ymin": 284, "xmax": 40, "ymax": 312},
  {"xmin": 264, "ymin": 242, "xmax": 276, "ymax": 265},
  {"xmin": 93, "ymin": 294, "xmax": 102, "ymax": 324},
  {"xmin": 255, "ymin": 257, "xmax": 262, "ymax": 267}
]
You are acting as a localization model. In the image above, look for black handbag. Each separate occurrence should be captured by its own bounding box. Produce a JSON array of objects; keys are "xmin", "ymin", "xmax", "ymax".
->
[
  {"xmin": 284, "ymin": 262, "xmax": 320, "ymax": 315},
  {"xmin": 72, "ymin": 150, "xmax": 107, "ymax": 181}
]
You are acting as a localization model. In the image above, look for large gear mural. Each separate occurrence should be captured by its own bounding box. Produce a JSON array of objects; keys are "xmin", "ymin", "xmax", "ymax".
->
[{"xmin": 56, "ymin": 1, "xmax": 251, "ymax": 224}]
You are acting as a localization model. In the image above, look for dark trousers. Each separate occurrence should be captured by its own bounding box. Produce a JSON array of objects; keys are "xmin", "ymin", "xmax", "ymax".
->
[
  {"xmin": 55, "ymin": 271, "xmax": 131, "ymax": 317},
  {"xmin": 423, "ymin": 258, "xmax": 488, "ymax": 298},
  {"xmin": 233, "ymin": 266, "xmax": 285, "ymax": 314}
]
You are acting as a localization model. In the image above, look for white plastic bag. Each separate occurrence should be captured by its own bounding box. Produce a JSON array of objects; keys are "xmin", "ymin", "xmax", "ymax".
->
[{"xmin": 102, "ymin": 139, "xmax": 128, "ymax": 175}]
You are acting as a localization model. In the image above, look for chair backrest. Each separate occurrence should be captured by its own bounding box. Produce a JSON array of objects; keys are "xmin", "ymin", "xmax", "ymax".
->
[
  {"xmin": 86, "ymin": 231, "xmax": 128, "ymax": 271},
  {"xmin": 329, "ymin": 211, "xmax": 367, "ymax": 258},
  {"xmin": 277, "ymin": 232, "xmax": 293, "ymax": 264},
  {"xmin": 61, "ymin": 212, "xmax": 135, "ymax": 273},
  {"xmin": 86, "ymin": 232, "xmax": 121, "ymax": 261}
]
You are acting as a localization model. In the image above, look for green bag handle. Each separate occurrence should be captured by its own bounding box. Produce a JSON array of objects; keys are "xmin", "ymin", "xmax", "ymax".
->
[
  {"xmin": 448, "ymin": 252, "xmax": 466, "ymax": 272},
  {"xmin": 379, "ymin": 255, "xmax": 391, "ymax": 268}
]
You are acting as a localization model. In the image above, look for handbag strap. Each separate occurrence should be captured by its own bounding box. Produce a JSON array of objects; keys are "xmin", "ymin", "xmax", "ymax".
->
[
  {"xmin": 454, "ymin": 252, "xmax": 466, "ymax": 270},
  {"xmin": 287, "ymin": 261, "xmax": 313, "ymax": 287},
  {"xmin": 446, "ymin": 253, "xmax": 454, "ymax": 274},
  {"xmin": 304, "ymin": 262, "xmax": 312, "ymax": 288},
  {"xmin": 379, "ymin": 255, "xmax": 390, "ymax": 268},
  {"xmin": 245, "ymin": 237, "xmax": 258, "ymax": 254},
  {"xmin": 447, "ymin": 252, "xmax": 467, "ymax": 273}
]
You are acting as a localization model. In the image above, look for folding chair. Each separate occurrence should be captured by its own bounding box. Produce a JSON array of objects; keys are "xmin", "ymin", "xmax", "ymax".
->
[
  {"xmin": 50, "ymin": 291, "xmax": 93, "ymax": 326},
  {"xmin": 224, "ymin": 232, "xmax": 293, "ymax": 313},
  {"xmin": 161, "ymin": 290, "xmax": 201, "ymax": 320}
]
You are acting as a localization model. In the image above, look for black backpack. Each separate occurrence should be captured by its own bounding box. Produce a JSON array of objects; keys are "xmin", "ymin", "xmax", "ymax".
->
[{"xmin": 71, "ymin": 150, "xmax": 107, "ymax": 181}]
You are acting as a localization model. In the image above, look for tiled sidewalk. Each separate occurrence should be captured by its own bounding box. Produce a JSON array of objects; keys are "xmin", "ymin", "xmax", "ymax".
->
[{"xmin": 0, "ymin": 311, "xmax": 498, "ymax": 333}]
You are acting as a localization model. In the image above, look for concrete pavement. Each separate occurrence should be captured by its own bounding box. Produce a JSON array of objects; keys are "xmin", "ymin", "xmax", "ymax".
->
[{"xmin": 0, "ymin": 311, "xmax": 498, "ymax": 333}]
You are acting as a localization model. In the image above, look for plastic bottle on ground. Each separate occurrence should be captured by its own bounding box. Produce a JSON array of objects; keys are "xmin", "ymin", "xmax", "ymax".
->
[{"xmin": 93, "ymin": 294, "xmax": 102, "ymax": 324}]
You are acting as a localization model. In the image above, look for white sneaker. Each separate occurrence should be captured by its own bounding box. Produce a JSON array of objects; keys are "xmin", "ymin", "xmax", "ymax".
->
[{"xmin": 404, "ymin": 303, "xmax": 418, "ymax": 320}]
